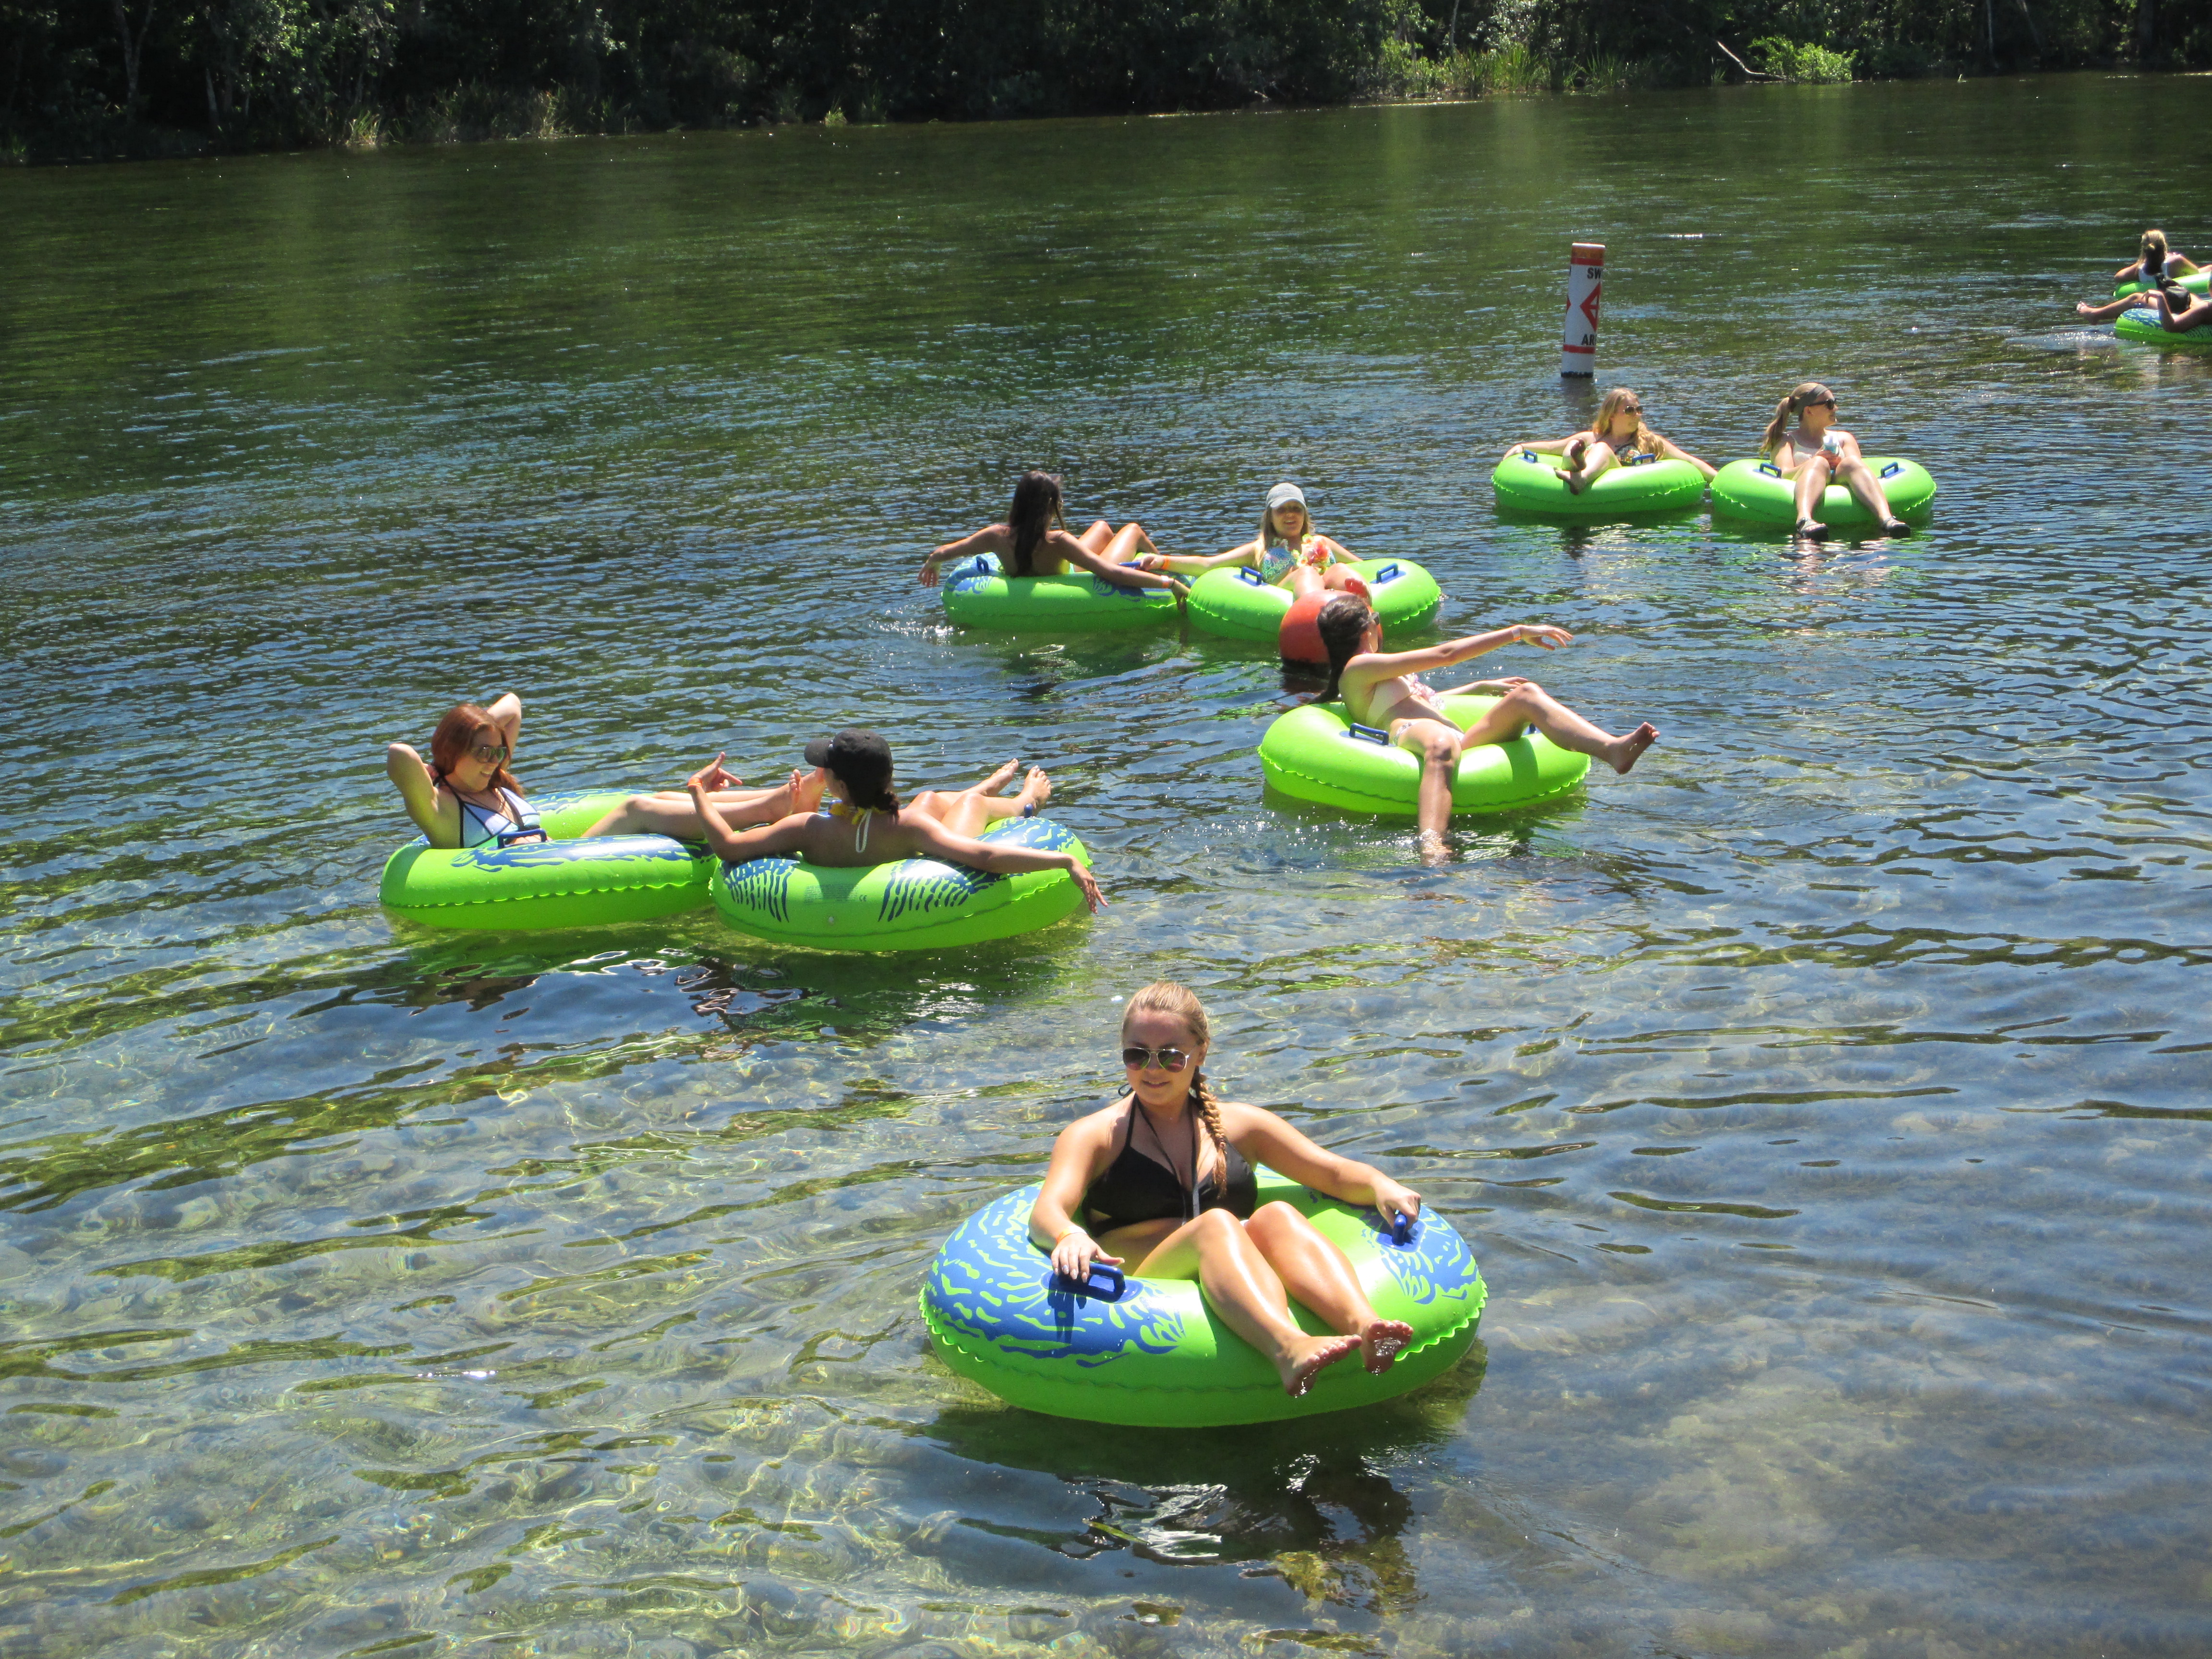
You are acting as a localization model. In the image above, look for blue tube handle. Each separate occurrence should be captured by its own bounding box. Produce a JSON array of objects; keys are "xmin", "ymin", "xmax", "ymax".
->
[
  {"xmin": 1391, "ymin": 1212, "xmax": 1415, "ymax": 1247},
  {"xmin": 1053, "ymin": 1262, "xmax": 1126, "ymax": 1299},
  {"xmin": 1880, "ymin": 461, "xmax": 1901, "ymax": 479}
]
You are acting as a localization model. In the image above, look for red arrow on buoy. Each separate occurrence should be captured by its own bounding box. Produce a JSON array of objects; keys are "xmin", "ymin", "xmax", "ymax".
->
[{"xmin": 1580, "ymin": 283, "xmax": 1603, "ymax": 327}]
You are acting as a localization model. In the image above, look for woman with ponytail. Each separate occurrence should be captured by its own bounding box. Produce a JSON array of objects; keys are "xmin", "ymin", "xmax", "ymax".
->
[
  {"xmin": 2112, "ymin": 228, "xmax": 2199, "ymax": 294},
  {"xmin": 1030, "ymin": 981, "xmax": 1424, "ymax": 1400},
  {"xmin": 681, "ymin": 728, "xmax": 1104, "ymax": 913},
  {"xmin": 1313, "ymin": 595, "xmax": 1657, "ymax": 860},
  {"xmin": 919, "ymin": 470, "xmax": 1188, "ymax": 601},
  {"xmin": 1759, "ymin": 382, "xmax": 1912, "ymax": 540}
]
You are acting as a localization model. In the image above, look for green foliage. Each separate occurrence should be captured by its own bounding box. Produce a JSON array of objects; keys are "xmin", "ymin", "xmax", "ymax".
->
[
  {"xmin": 1750, "ymin": 35, "xmax": 1855, "ymax": 80},
  {"xmin": 2, "ymin": 0, "xmax": 2204, "ymax": 156}
]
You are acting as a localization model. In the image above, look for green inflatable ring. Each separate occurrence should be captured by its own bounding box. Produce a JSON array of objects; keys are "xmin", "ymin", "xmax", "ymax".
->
[
  {"xmin": 2114, "ymin": 269, "xmax": 2209, "ymax": 299},
  {"xmin": 710, "ymin": 816, "xmax": 1093, "ymax": 952},
  {"xmin": 378, "ymin": 792, "xmax": 712, "ymax": 931},
  {"xmin": 1709, "ymin": 456, "xmax": 1936, "ymax": 526},
  {"xmin": 921, "ymin": 1169, "xmax": 1485, "ymax": 1427},
  {"xmin": 940, "ymin": 553, "xmax": 1181, "ymax": 633},
  {"xmin": 1259, "ymin": 695, "xmax": 1589, "ymax": 816},
  {"xmin": 2114, "ymin": 306, "xmax": 2212, "ymax": 351},
  {"xmin": 1491, "ymin": 446, "xmax": 1706, "ymax": 516},
  {"xmin": 1185, "ymin": 558, "xmax": 1442, "ymax": 643}
]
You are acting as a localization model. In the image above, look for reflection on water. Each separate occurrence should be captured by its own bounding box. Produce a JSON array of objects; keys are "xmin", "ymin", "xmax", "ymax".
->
[{"xmin": 4, "ymin": 70, "xmax": 2212, "ymax": 1659}]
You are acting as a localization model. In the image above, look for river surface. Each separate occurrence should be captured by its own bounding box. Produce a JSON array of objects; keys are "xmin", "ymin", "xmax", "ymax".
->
[{"xmin": 4, "ymin": 71, "xmax": 2211, "ymax": 1659}]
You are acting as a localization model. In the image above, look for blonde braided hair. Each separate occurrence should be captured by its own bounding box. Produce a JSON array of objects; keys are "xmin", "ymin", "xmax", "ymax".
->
[{"xmin": 1119, "ymin": 980, "xmax": 1230, "ymax": 1178}]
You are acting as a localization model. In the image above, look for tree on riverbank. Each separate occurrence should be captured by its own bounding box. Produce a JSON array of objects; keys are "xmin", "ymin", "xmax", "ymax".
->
[{"xmin": 4, "ymin": 0, "xmax": 2203, "ymax": 161}]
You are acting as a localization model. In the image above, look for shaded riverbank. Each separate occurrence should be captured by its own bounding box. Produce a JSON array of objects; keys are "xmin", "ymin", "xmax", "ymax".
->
[{"xmin": 9, "ymin": 0, "xmax": 2206, "ymax": 166}]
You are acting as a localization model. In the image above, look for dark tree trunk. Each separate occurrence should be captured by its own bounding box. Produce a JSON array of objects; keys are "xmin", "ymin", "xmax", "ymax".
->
[{"xmin": 112, "ymin": 0, "xmax": 154, "ymax": 117}]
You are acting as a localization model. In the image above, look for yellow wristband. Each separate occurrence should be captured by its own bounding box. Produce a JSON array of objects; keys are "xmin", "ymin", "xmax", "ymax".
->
[{"xmin": 1053, "ymin": 1225, "xmax": 1086, "ymax": 1246}]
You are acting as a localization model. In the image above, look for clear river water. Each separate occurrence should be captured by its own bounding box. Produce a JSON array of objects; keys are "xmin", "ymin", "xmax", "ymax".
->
[{"xmin": 3, "ymin": 70, "xmax": 2210, "ymax": 1659}]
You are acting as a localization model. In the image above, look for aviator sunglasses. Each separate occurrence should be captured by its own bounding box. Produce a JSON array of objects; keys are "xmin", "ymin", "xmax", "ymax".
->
[
  {"xmin": 469, "ymin": 743, "xmax": 511, "ymax": 764},
  {"xmin": 1121, "ymin": 1044, "xmax": 1191, "ymax": 1072}
]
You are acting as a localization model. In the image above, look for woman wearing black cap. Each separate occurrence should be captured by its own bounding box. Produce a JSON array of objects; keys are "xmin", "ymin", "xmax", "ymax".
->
[{"xmin": 683, "ymin": 730, "xmax": 1106, "ymax": 914}]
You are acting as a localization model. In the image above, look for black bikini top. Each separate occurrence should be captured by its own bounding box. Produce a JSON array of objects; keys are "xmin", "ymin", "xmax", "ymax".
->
[{"xmin": 1082, "ymin": 1091, "xmax": 1257, "ymax": 1232}]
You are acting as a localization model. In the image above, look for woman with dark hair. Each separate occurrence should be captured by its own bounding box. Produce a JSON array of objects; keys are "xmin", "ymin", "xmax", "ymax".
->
[
  {"xmin": 919, "ymin": 471, "xmax": 1187, "ymax": 597},
  {"xmin": 683, "ymin": 729, "xmax": 1106, "ymax": 914},
  {"xmin": 1759, "ymin": 383, "xmax": 1911, "ymax": 540},
  {"xmin": 2076, "ymin": 285, "xmax": 2212, "ymax": 335},
  {"xmin": 1313, "ymin": 596, "xmax": 1656, "ymax": 858},
  {"xmin": 386, "ymin": 695, "xmax": 819, "ymax": 850},
  {"xmin": 1030, "ymin": 980, "xmax": 1423, "ymax": 1399}
]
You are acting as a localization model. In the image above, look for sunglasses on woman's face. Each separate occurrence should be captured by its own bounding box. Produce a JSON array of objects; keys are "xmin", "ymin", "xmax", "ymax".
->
[
  {"xmin": 469, "ymin": 743, "xmax": 510, "ymax": 764},
  {"xmin": 1121, "ymin": 1045, "xmax": 1190, "ymax": 1073}
]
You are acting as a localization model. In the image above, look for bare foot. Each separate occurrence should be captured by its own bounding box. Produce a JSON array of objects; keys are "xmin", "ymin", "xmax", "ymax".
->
[
  {"xmin": 1015, "ymin": 766, "xmax": 1052, "ymax": 813},
  {"xmin": 1278, "ymin": 1334, "xmax": 1361, "ymax": 1398},
  {"xmin": 1360, "ymin": 1318, "xmax": 1415, "ymax": 1376},
  {"xmin": 1602, "ymin": 723, "xmax": 1659, "ymax": 776},
  {"xmin": 2076, "ymin": 301, "xmax": 2098, "ymax": 317},
  {"xmin": 790, "ymin": 769, "xmax": 827, "ymax": 813},
  {"xmin": 978, "ymin": 759, "xmax": 1021, "ymax": 795},
  {"xmin": 1553, "ymin": 468, "xmax": 1586, "ymax": 497},
  {"xmin": 1417, "ymin": 829, "xmax": 1453, "ymax": 867}
]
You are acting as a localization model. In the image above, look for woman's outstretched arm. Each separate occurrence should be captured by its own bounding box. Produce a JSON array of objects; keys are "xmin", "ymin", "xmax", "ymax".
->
[
  {"xmin": 906, "ymin": 816, "xmax": 1106, "ymax": 912},
  {"xmin": 1350, "ymin": 624, "xmax": 1574, "ymax": 685},
  {"xmin": 1506, "ymin": 433, "xmax": 1587, "ymax": 457},
  {"xmin": 685, "ymin": 757, "xmax": 812, "ymax": 861},
  {"xmin": 1655, "ymin": 434, "xmax": 1718, "ymax": 480},
  {"xmin": 921, "ymin": 525, "xmax": 1010, "ymax": 585},
  {"xmin": 1233, "ymin": 1106, "xmax": 1422, "ymax": 1227}
]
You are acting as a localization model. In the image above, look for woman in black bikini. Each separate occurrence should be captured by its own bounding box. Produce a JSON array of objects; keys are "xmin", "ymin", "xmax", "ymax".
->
[
  {"xmin": 1029, "ymin": 981, "xmax": 1422, "ymax": 1399},
  {"xmin": 918, "ymin": 470, "xmax": 1189, "ymax": 599}
]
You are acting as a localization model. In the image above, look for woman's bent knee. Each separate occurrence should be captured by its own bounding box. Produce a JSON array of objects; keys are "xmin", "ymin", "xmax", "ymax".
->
[{"xmin": 1194, "ymin": 1207, "xmax": 1245, "ymax": 1243}]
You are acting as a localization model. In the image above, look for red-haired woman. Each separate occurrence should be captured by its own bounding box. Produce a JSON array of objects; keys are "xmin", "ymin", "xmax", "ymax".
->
[{"xmin": 385, "ymin": 695, "xmax": 812, "ymax": 851}]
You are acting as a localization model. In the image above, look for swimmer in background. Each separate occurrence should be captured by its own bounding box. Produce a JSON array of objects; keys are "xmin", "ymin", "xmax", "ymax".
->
[
  {"xmin": 2112, "ymin": 228, "xmax": 2200, "ymax": 295},
  {"xmin": 683, "ymin": 728, "xmax": 1105, "ymax": 913},
  {"xmin": 2075, "ymin": 283, "xmax": 2212, "ymax": 337},
  {"xmin": 386, "ymin": 694, "xmax": 818, "ymax": 851},
  {"xmin": 920, "ymin": 470, "xmax": 1189, "ymax": 600},
  {"xmin": 1314, "ymin": 595, "xmax": 1657, "ymax": 864},
  {"xmin": 1761, "ymin": 382, "xmax": 1913, "ymax": 540},
  {"xmin": 1132, "ymin": 482, "xmax": 1366, "ymax": 597},
  {"xmin": 1031, "ymin": 980, "xmax": 1422, "ymax": 1398},
  {"xmin": 1510, "ymin": 387, "xmax": 1717, "ymax": 496}
]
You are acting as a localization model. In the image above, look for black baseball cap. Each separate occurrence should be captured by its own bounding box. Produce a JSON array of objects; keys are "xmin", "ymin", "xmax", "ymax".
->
[{"xmin": 803, "ymin": 728, "xmax": 894, "ymax": 793}]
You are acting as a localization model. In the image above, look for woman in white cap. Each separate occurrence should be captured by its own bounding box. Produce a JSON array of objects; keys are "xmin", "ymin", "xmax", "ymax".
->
[
  {"xmin": 682, "ymin": 730, "xmax": 1106, "ymax": 914},
  {"xmin": 1135, "ymin": 482, "xmax": 1364, "ymax": 598}
]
